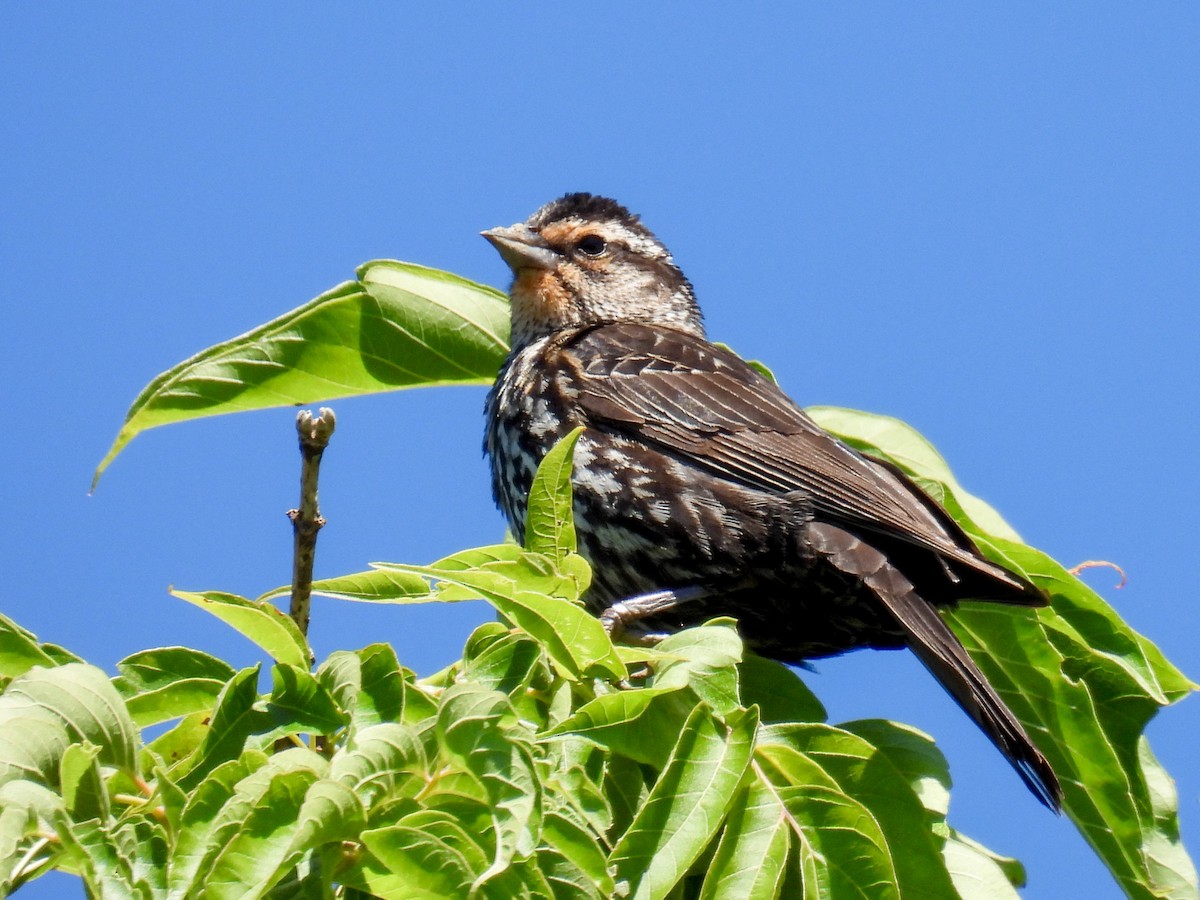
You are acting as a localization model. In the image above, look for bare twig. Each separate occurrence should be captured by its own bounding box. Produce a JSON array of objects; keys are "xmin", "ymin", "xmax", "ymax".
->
[{"xmin": 288, "ymin": 407, "xmax": 336, "ymax": 636}]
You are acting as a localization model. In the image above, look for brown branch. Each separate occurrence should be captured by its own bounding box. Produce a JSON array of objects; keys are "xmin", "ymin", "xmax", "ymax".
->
[{"xmin": 287, "ymin": 407, "xmax": 336, "ymax": 637}]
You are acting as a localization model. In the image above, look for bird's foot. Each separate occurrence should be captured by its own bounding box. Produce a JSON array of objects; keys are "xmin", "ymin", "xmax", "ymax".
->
[{"xmin": 599, "ymin": 586, "xmax": 710, "ymax": 641}]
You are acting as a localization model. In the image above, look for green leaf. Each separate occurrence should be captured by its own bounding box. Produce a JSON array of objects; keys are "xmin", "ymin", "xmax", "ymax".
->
[
  {"xmin": 943, "ymin": 829, "xmax": 1024, "ymax": 897},
  {"xmin": 738, "ymin": 652, "xmax": 826, "ymax": 725},
  {"xmin": 290, "ymin": 777, "xmax": 367, "ymax": 852},
  {"xmin": 841, "ymin": 719, "xmax": 950, "ymax": 819},
  {"xmin": 1, "ymin": 663, "xmax": 139, "ymax": 780},
  {"xmin": 544, "ymin": 685, "xmax": 699, "ymax": 769},
  {"xmin": 347, "ymin": 825, "xmax": 475, "ymax": 900},
  {"xmin": 811, "ymin": 405, "xmax": 1198, "ymax": 900},
  {"xmin": 651, "ymin": 621, "xmax": 744, "ymax": 716},
  {"xmin": 539, "ymin": 810, "xmax": 615, "ymax": 900},
  {"xmin": 0, "ymin": 780, "xmax": 66, "ymax": 894},
  {"xmin": 204, "ymin": 768, "xmax": 321, "ymax": 899},
  {"xmin": 171, "ymin": 589, "xmax": 311, "ymax": 669},
  {"xmin": 144, "ymin": 712, "xmax": 211, "ymax": 776},
  {"xmin": 540, "ymin": 737, "xmax": 613, "ymax": 840},
  {"xmin": 329, "ymin": 723, "xmax": 428, "ymax": 812},
  {"xmin": 0, "ymin": 701, "xmax": 73, "ymax": 789},
  {"xmin": 949, "ymin": 546, "xmax": 1198, "ymax": 900},
  {"xmin": 761, "ymin": 722, "xmax": 957, "ymax": 898},
  {"xmin": 547, "ymin": 622, "xmax": 746, "ymax": 767},
  {"xmin": 395, "ymin": 809, "xmax": 491, "ymax": 880},
  {"xmin": 381, "ymin": 545, "xmax": 623, "ymax": 681},
  {"xmin": 317, "ymin": 644, "xmax": 408, "ymax": 734},
  {"xmin": 115, "ymin": 645, "xmax": 236, "ymax": 727},
  {"xmin": 170, "ymin": 751, "xmax": 270, "ymax": 895},
  {"xmin": 462, "ymin": 625, "xmax": 554, "ymax": 722},
  {"xmin": 524, "ymin": 427, "xmax": 584, "ymax": 562},
  {"xmin": 176, "ymin": 666, "xmax": 272, "ymax": 791},
  {"xmin": 59, "ymin": 741, "xmax": 108, "ymax": 821},
  {"xmin": 267, "ymin": 664, "xmax": 349, "ymax": 736},
  {"xmin": 437, "ymin": 685, "xmax": 541, "ymax": 882},
  {"xmin": 170, "ymin": 749, "xmax": 326, "ymax": 898},
  {"xmin": 609, "ymin": 705, "xmax": 757, "ymax": 900},
  {"xmin": 699, "ymin": 778, "xmax": 790, "ymax": 900},
  {"xmin": 779, "ymin": 783, "xmax": 900, "ymax": 900},
  {"xmin": 265, "ymin": 567, "xmax": 435, "ymax": 605},
  {"xmin": 93, "ymin": 260, "xmax": 510, "ymax": 487},
  {"xmin": 0, "ymin": 611, "xmax": 77, "ymax": 678},
  {"xmin": 56, "ymin": 814, "xmax": 168, "ymax": 899}
]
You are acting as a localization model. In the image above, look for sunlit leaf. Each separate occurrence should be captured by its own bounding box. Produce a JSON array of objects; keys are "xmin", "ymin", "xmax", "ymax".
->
[
  {"xmin": 545, "ymin": 686, "xmax": 700, "ymax": 769},
  {"xmin": 170, "ymin": 752, "xmax": 270, "ymax": 896},
  {"xmin": 204, "ymin": 768, "xmax": 321, "ymax": 899},
  {"xmin": 811, "ymin": 404, "xmax": 1198, "ymax": 899},
  {"xmin": 56, "ymin": 814, "xmax": 167, "ymax": 899},
  {"xmin": 651, "ymin": 621, "xmax": 743, "ymax": 716},
  {"xmin": 329, "ymin": 723, "xmax": 428, "ymax": 812},
  {"xmin": 807, "ymin": 405, "xmax": 1021, "ymax": 541},
  {"xmin": 115, "ymin": 646, "xmax": 236, "ymax": 727},
  {"xmin": 144, "ymin": 712, "xmax": 211, "ymax": 777},
  {"xmin": 779, "ymin": 782, "xmax": 899, "ymax": 900},
  {"xmin": 59, "ymin": 741, "xmax": 107, "ymax": 821},
  {"xmin": 317, "ymin": 644, "xmax": 408, "ymax": 735},
  {"xmin": 0, "ymin": 702, "xmax": 73, "ymax": 789},
  {"xmin": 609, "ymin": 705, "xmax": 757, "ymax": 900},
  {"xmin": 437, "ymin": 685, "xmax": 540, "ymax": 882},
  {"xmin": 380, "ymin": 545, "xmax": 622, "ymax": 682},
  {"xmin": 539, "ymin": 809, "xmax": 615, "ymax": 900},
  {"xmin": 0, "ymin": 611, "xmax": 77, "ymax": 679},
  {"xmin": 840, "ymin": 719, "xmax": 951, "ymax": 819},
  {"xmin": 267, "ymin": 664, "xmax": 349, "ymax": 736},
  {"xmin": 1, "ymin": 663, "xmax": 138, "ymax": 778},
  {"xmin": 0, "ymin": 780, "xmax": 65, "ymax": 894},
  {"xmin": 171, "ymin": 589, "xmax": 311, "ymax": 669},
  {"xmin": 93, "ymin": 260, "xmax": 510, "ymax": 487},
  {"xmin": 524, "ymin": 427, "xmax": 584, "ymax": 562},
  {"xmin": 943, "ymin": 829, "xmax": 1024, "ymax": 897},
  {"xmin": 263, "ymin": 567, "xmax": 434, "ymax": 605},
  {"xmin": 547, "ymin": 622, "xmax": 747, "ymax": 768},
  {"xmin": 462, "ymin": 625, "xmax": 554, "ymax": 722},
  {"xmin": 761, "ymin": 722, "xmax": 956, "ymax": 898},
  {"xmin": 347, "ymin": 825, "xmax": 475, "ymax": 900},
  {"xmin": 699, "ymin": 778, "xmax": 789, "ymax": 900},
  {"xmin": 175, "ymin": 666, "xmax": 271, "ymax": 791}
]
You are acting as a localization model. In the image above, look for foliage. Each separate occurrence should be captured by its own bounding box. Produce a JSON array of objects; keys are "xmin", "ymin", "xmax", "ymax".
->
[{"xmin": 0, "ymin": 262, "xmax": 1191, "ymax": 898}]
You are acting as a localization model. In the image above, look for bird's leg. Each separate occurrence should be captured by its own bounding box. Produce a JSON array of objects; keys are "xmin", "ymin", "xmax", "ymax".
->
[{"xmin": 599, "ymin": 585, "xmax": 711, "ymax": 642}]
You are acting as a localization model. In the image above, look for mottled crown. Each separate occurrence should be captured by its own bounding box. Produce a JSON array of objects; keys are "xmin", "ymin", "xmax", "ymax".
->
[{"xmin": 530, "ymin": 193, "xmax": 651, "ymax": 237}]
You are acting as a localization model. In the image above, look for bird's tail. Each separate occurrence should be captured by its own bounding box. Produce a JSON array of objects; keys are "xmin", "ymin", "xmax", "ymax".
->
[{"xmin": 808, "ymin": 523, "xmax": 1062, "ymax": 810}]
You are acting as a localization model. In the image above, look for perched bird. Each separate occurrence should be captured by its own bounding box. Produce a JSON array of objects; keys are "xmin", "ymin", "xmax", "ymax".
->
[{"xmin": 482, "ymin": 192, "xmax": 1062, "ymax": 809}]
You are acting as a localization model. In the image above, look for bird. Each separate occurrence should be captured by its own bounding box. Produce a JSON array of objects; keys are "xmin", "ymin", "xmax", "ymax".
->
[{"xmin": 481, "ymin": 192, "xmax": 1062, "ymax": 810}]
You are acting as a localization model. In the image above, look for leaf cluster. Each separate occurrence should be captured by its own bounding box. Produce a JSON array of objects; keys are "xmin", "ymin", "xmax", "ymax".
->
[{"xmin": 0, "ymin": 259, "xmax": 1189, "ymax": 898}]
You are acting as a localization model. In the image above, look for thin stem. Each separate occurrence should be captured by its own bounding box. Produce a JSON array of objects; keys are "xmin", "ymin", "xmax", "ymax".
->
[{"xmin": 288, "ymin": 407, "xmax": 336, "ymax": 637}]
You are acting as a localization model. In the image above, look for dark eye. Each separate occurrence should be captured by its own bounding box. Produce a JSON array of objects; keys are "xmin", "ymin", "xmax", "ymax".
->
[{"xmin": 576, "ymin": 234, "xmax": 607, "ymax": 257}]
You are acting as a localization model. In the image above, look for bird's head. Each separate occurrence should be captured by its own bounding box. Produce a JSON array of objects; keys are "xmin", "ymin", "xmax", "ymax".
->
[{"xmin": 483, "ymin": 193, "xmax": 703, "ymax": 348}]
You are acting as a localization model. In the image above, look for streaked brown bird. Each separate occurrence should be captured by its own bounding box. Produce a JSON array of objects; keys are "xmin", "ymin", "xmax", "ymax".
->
[{"xmin": 482, "ymin": 192, "xmax": 1061, "ymax": 809}]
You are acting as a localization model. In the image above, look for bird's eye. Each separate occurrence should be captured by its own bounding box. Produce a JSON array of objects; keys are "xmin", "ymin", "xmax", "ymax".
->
[{"xmin": 576, "ymin": 234, "xmax": 607, "ymax": 257}]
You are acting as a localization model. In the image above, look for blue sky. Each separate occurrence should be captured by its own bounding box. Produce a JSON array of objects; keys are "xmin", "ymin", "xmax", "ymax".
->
[{"xmin": 3, "ymin": 5, "xmax": 1197, "ymax": 897}]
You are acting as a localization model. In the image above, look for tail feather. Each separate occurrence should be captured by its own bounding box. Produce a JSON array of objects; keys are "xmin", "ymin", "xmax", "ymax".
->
[{"xmin": 808, "ymin": 523, "xmax": 1062, "ymax": 810}]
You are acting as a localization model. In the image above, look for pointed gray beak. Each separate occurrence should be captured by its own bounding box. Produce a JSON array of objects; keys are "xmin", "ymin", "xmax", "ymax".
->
[{"xmin": 481, "ymin": 224, "xmax": 561, "ymax": 272}]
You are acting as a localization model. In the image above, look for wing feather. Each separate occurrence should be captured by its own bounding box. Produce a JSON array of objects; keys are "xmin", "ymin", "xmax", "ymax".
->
[{"xmin": 557, "ymin": 323, "xmax": 1037, "ymax": 597}]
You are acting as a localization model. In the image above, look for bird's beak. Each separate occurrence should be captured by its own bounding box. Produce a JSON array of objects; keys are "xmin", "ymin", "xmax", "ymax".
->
[{"xmin": 481, "ymin": 224, "xmax": 560, "ymax": 272}]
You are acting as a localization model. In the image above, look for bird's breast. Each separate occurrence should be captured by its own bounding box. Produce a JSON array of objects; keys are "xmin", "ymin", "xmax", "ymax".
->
[{"xmin": 485, "ymin": 339, "xmax": 583, "ymax": 543}]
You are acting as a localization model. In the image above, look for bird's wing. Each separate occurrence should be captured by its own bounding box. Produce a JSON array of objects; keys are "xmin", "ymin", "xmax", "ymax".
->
[{"xmin": 556, "ymin": 322, "xmax": 1032, "ymax": 592}]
